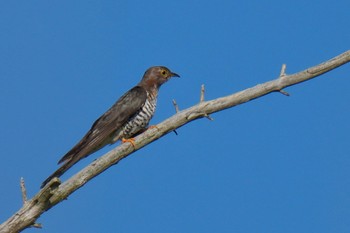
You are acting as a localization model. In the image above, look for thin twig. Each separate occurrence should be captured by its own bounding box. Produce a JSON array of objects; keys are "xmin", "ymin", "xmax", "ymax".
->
[
  {"xmin": 171, "ymin": 99, "xmax": 179, "ymax": 135},
  {"xmin": 204, "ymin": 114, "xmax": 214, "ymax": 121},
  {"xmin": 279, "ymin": 90, "xmax": 290, "ymax": 96},
  {"xmin": 278, "ymin": 64, "xmax": 290, "ymax": 95},
  {"xmin": 200, "ymin": 84, "xmax": 205, "ymax": 103},
  {"xmin": 30, "ymin": 223, "xmax": 42, "ymax": 229},
  {"xmin": 172, "ymin": 99, "xmax": 179, "ymax": 113},
  {"xmin": 20, "ymin": 177, "xmax": 27, "ymax": 204},
  {"xmin": 199, "ymin": 85, "xmax": 213, "ymax": 120},
  {"xmin": 279, "ymin": 64, "xmax": 287, "ymax": 77}
]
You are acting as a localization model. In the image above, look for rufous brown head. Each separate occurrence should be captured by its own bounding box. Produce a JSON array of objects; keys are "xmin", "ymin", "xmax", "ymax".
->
[{"xmin": 139, "ymin": 66, "xmax": 180, "ymax": 89}]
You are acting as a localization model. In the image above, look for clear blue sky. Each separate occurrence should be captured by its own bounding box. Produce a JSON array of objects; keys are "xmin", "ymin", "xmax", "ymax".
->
[{"xmin": 1, "ymin": 1, "xmax": 350, "ymax": 232}]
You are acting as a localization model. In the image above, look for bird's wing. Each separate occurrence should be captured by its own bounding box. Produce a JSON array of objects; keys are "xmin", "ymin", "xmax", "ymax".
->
[
  {"xmin": 41, "ymin": 86, "xmax": 147, "ymax": 188},
  {"xmin": 58, "ymin": 86, "xmax": 147, "ymax": 164}
]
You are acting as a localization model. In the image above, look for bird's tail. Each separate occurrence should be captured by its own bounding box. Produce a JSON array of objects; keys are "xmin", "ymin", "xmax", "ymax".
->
[{"xmin": 40, "ymin": 157, "xmax": 79, "ymax": 188}]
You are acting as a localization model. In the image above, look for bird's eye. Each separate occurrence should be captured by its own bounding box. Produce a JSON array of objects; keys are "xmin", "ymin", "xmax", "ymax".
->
[{"xmin": 161, "ymin": 70, "xmax": 167, "ymax": 76}]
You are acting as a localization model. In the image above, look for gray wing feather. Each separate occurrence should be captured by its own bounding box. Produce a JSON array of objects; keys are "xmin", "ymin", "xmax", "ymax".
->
[
  {"xmin": 59, "ymin": 86, "xmax": 147, "ymax": 163},
  {"xmin": 41, "ymin": 86, "xmax": 147, "ymax": 188}
]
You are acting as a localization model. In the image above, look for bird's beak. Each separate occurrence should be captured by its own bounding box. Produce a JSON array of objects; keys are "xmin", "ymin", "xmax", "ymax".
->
[{"xmin": 170, "ymin": 72, "xmax": 180, "ymax": 78}]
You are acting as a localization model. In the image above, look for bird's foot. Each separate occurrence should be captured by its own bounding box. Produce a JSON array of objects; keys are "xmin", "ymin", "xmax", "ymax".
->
[{"xmin": 122, "ymin": 138, "xmax": 136, "ymax": 149}]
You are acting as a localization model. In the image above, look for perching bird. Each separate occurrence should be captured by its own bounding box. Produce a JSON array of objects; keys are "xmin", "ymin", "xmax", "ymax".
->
[{"xmin": 41, "ymin": 66, "xmax": 179, "ymax": 188}]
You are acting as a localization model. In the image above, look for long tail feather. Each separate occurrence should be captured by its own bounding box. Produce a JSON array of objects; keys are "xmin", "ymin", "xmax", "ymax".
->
[{"xmin": 41, "ymin": 156, "xmax": 80, "ymax": 188}]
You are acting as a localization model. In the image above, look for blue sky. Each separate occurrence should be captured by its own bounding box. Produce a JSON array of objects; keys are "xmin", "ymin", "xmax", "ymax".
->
[{"xmin": 1, "ymin": 1, "xmax": 350, "ymax": 232}]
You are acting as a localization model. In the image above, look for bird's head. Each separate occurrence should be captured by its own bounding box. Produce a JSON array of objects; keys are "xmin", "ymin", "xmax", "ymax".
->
[{"xmin": 139, "ymin": 66, "xmax": 180, "ymax": 89}]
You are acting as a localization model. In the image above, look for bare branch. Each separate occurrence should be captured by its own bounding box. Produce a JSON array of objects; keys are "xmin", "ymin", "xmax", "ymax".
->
[
  {"xmin": 20, "ymin": 178, "xmax": 43, "ymax": 228},
  {"xmin": 1, "ymin": 50, "xmax": 350, "ymax": 233}
]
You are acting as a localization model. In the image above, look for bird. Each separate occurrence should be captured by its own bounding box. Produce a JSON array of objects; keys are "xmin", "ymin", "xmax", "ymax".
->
[{"xmin": 41, "ymin": 66, "xmax": 179, "ymax": 188}]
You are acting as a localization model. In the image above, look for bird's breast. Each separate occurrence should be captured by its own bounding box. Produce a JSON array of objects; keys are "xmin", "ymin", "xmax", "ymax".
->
[{"xmin": 122, "ymin": 92, "xmax": 157, "ymax": 139}]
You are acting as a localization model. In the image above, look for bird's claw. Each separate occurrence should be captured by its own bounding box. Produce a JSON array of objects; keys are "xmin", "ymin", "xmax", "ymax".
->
[{"xmin": 122, "ymin": 138, "xmax": 136, "ymax": 149}]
